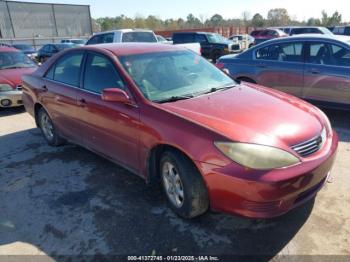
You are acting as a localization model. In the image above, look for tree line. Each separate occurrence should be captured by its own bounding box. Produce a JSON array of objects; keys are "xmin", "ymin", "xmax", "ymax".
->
[{"xmin": 92, "ymin": 9, "xmax": 346, "ymax": 32}]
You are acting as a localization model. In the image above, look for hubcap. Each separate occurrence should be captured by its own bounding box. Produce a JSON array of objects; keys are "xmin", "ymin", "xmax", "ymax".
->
[
  {"xmin": 162, "ymin": 161, "xmax": 184, "ymax": 208},
  {"xmin": 41, "ymin": 112, "xmax": 54, "ymax": 140}
]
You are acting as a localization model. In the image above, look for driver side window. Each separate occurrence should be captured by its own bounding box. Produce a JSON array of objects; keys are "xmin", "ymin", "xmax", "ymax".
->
[{"xmin": 83, "ymin": 53, "xmax": 125, "ymax": 94}]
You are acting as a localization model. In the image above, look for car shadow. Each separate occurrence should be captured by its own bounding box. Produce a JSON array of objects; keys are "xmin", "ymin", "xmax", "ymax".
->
[
  {"xmin": 322, "ymin": 108, "xmax": 350, "ymax": 143},
  {"xmin": 0, "ymin": 127, "xmax": 315, "ymax": 259},
  {"xmin": 0, "ymin": 106, "xmax": 26, "ymax": 117}
]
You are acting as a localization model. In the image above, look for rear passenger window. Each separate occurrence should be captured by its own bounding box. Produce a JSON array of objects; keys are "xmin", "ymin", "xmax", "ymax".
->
[
  {"xmin": 83, "ymin": 53, "xmax": 125, "ymax": 94},
  {"xmin": 52, "ymin": 53, "xmax": 83, "ymax": 86},
  {"xmin": 256, "ymin": 43, "xmax": 303, "ymax": 62},
  {"xmin": 87, "ymin": 33, "xmax": 114, "ymax": 45}
]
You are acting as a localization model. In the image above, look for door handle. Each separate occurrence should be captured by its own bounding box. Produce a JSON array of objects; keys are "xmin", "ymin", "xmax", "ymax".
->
[
  {"xmin": 41, "ymin": 85, "xmax": 48, "ymax": 91},
  {"xmin": 256, "ymin": 64, "xmax": 267, "ymax": 68},
  {"xmin": 308, "ymin": 69, "xmax": 321, "ymax": 74},
  {"xmin": 77, "ymin": 98, "xmax": 87, "ymax": 107}
]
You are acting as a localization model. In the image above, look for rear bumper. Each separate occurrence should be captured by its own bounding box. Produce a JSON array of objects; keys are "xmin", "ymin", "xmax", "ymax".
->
[
  {"xmin": 197, "ymin": 131, "xmax": 338, "ymax": 218},
  {"xmin": 0, "ymin": 90, "xmax": 23, "ymax": 108}
]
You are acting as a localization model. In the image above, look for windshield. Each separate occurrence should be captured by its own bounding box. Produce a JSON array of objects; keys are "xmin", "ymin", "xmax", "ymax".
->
[
  {"xmin": 206, "ymin": 33, "xmax": 224, "ymax": 44},
  {"xmin": 0, "ymin": 51, "xmax": 36, "ymax": 69},
  {"xmin": 12, "ymin": 44, "xmax": 34, "ymax": 51},
  {"xmin": 320, "ymin": 27, "xmax": 333, "ymax": 35},
  {"xmin": 122, "ymin": 32, "xmax": 157, "ymax": 43},
  {"xmin": 120, "ymin": 50, "xmax": 236, "ymax": 102},
  {"xmin": 70, "ymin": 40, "xmax": 86, "ymax": 44}
]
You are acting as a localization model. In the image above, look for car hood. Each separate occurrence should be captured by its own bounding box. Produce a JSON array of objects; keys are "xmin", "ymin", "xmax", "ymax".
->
[
  {"xmin": 160, "ymin": 84, "xmax": 323, "ymax": 148},
  {"xmin": 0, "ymin": 67, "xmax": 37, "ymax": 88}
]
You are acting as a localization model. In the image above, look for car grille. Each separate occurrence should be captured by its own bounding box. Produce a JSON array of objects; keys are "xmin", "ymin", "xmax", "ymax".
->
[
  {"xmin": 291, "ymin": 134, "xmax": 323, "ymax": 157},
  {"xmin": 231, "ymin": 44, "xmax": 240, "ymax": 51}
]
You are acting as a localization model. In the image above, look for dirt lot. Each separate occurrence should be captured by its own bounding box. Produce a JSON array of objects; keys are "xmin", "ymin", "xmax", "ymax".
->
[{"xmin": 0, "ymin": 107, "xmax": 349, "ymax": 260}]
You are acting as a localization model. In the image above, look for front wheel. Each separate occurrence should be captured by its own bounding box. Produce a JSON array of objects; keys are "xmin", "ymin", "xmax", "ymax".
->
[
  {"xmin": 38, "ymin": 108, "xmax": 65, "ymax": 146},
  {"xmin": 160, "ymin": 150, "xmax": 209, "ymax": 219}
]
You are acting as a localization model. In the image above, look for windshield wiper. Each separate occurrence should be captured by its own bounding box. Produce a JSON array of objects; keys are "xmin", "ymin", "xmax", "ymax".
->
[
  {"xmin": 154, "ymin": 94, "xmax": 194, "ymax": 103},
  {"xmin": 194, "ymin": 84, "xmax": 237, "ymax": 96}
]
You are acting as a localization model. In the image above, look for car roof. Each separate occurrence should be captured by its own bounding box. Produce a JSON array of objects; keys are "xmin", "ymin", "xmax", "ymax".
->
[
  {"xmin": 0, "ymin": 46, "xmax": 20, "ymax": 52},
  {"xmin": 173, "ymin": 32, "xmax": 214, "ymax": 35},
  {"xmin": 75, "ymin": 43, "xmax": 186, "ymax": 56},
  {"xmin": 255, "ymin": 34, "xmax": 350, "ymax": 46},
  {"xmin": 93, "ymin": 29, "xmax": 154, "ymax": 36}
]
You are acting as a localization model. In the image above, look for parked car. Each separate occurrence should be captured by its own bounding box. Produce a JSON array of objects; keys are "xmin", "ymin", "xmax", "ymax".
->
[
  {"xmin": 23, "ymin": 43, "xmax": 338, "ymax": 219},
  {"xmin": 289, "ymin": 26, "xmax": 333, "ymax": 36},
  {"xmin": 0, "ymin": 46, "xmax": 37, "ymax": 108},
  {"xmin": 37, "ymin": 43, "xmax": 75, "ymax": 63},
  {"xmin": 228, "ymin": 34, "xmax": 255, "ymax": 50},
  {"xmin": 333, "ymin": 26, "xmax": 350, "ymax": 36},
  {"xmin": 87, "ymin": 29, "xmax": 200, "ymax": 55},
  {"xmin": 250, "ymin": 29, "xmax": 264, "ymax": 37},
  {"xmin": 172, "ymin": 32, "xmax": 240, "ymax": 62},
  {"xmin": 156, "ymin": 35, "xmax": 172, "ymax": 44},
  {"xmin": 253, "ymin": 29, "xmax": 288, "ymax": 45},
  {"xmin": 86, "ymin": 29, "xmax": 158, "ymax": 45},
  {"xmin": 216, "ymin": 35, "xmax": 350, "ymax": 109},
  {"xmin": 61, "ymin": 39, "xmax": 86, "ymax": 46},
  {"xmin": 12, "ymin": 44, "xmax": 37, "ymax": 60}
]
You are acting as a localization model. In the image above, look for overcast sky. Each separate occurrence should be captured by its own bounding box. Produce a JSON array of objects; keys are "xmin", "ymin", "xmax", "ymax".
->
[{"xmin": 15, "ymin": 0, "xmax": 350, "ymax": 21}]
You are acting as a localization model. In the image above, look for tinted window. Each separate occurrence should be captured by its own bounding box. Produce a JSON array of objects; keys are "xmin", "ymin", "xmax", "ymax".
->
[
  {"xmin": 308, "ymin": 42, "xmax": 350, "ymax": 66},
  {"xmin": 173, "ymin": 34, "xmax": 194, "ymax": 44},
  {"xmin": 122, "ymin": 32, "xmax": 157, "ymax": 43},
  {"xmin": 256, "ymin": 42, "xmax": 303, "ymax": 62},
  {"xmin": 195, "ymin": 34, "xmax": 207, "ymax": 43},
  {"xmin": 291, "ymin": 28, "xmax": 322, "ymax": 35},
  {"xmin": 53, "ymin": 53, "xmax": 83, "ymax": 86},
  {"xmin": 87, "ymin": 33, "xmax": 114, "ymax": 45},
  {"xmin": 83, "ymin": 53, "xmax": 125, "ymax": 94}
]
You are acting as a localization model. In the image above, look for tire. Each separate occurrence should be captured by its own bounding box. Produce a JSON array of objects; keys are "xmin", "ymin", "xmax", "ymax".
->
[
  {"xmin": 160, "ymin": 150, "xmax": 209, "ymax": 219},
  {"xmin": 211, "ymin": 51, "xmax": 221, "ymax": 64},
  {"xmin": 38, "ymin": 108, "xmax": 65, "ymax": 146}
]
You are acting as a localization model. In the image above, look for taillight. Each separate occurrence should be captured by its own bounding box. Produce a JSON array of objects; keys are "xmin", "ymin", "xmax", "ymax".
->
[{"xmin": 215, "ymin": 62, "xmax": 225, "ymax": 69}]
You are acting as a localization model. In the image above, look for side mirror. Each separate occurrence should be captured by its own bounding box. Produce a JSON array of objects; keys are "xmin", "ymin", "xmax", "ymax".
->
[{"xmin": 101, "ymin": 88, "xmax": 131, "ymax": 104}]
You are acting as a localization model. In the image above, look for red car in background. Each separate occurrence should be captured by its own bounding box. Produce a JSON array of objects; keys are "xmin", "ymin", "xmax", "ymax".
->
[
  {"xmin": 253, "ymin": 29, "xmax": 288, "ymax": 45},
  {"xmin": 0, "ymin": 47, "xmax": 37, "ymax": 108},
  {"xmin": 22, "ymin": 43, "xmax": 338, "ymax": 219}
]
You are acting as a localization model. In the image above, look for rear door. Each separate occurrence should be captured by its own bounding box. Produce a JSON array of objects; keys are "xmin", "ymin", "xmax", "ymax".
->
[
  {"xmin": 303, "ymin": 41, "xmax": 350, "ymax": 105},
  {"xmin": 253, "ymin": 41, "xmax": 305, "ymax": 97},
  {"xmin": 42, "ymin": 52, "xmax": 84, "ymax": 142},
  {"xmin": 76, "ymin": 51, "xmax": 141, "ymax": 172}
]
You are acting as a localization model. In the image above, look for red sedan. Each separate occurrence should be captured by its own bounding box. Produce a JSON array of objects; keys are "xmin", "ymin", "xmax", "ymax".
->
[
  {"xmin": 22, "ymin": 43, "xmax": 338, "ymax": 219},
  {"xmin": 0, "ymin": 46, "xmax": 37, "ymax": 108}
]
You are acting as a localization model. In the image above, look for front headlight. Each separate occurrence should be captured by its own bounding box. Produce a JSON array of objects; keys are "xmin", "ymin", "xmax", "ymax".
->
[
  {"xmin": 0, "ymin": 84, "xmax": 13, "ymax": 92},
  {"xmin": 214, "ymin": 142, "xmax": 300, "ymax": 170},
  {"xmin": 315, "ymin": 107, "xmax": 333, "ymax": 137}
]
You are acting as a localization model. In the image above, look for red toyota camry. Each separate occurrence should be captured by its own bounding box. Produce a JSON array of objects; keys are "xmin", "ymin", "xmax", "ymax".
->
[{"xmin": 22, "ymin": 43, "xmax": 338, "ymax": 219}]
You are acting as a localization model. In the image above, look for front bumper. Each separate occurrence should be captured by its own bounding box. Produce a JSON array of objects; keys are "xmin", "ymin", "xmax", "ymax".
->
[
  {"xmin": 0, "ymin": 90, "xmax": 23, "ymax": 108},
  {"xmin": 197, "ymin": 130, "xmax": 338, "ymax": 218}
]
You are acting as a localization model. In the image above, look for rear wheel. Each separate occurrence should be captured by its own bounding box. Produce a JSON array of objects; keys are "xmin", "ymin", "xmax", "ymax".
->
[
  {"xmin": 160, "ymin": 150, "xmax": 209, "ymax": 219},
  {"xmin": 38, "ymin": 108, "xmax": 65, "ymax": 146}
]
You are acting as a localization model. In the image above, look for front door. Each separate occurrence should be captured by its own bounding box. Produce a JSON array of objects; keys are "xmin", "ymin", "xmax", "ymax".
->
[
  {"xmin": 303, "ymin": 41, "xmax": 350, "ymax": 105},
  {"xmin": 76, "ymin": 52, "xmax": 140, "ymax": 172}
]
